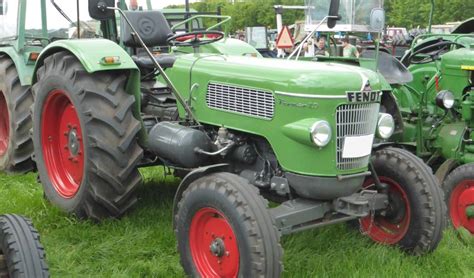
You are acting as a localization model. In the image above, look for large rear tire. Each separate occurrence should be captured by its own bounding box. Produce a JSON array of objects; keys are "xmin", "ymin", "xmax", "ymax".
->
[
  {"xmin": 0, "ymin": 214, "xmax": 49, "ymax": 277},
  {"xmin": 357, "ymin": 148, "xmax": 445, "ymax": 255},
  {"xmin": 0, "ymin": 57, "xmax": 34, "ymax": 173},
  {"xmin": 175, "ymin": 173, "xmax": 283, "ymax": 277},
  {"xmin": 442, "ymin": 163, "xmax": 474, "ymax": 235},
  {"xmin": 32, "ymin": 52, "xmax": 143, "ymax": 220}
]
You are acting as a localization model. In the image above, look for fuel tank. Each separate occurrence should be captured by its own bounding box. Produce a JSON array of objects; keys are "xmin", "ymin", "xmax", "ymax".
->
[{"xmin": 146, "ymin": 122, "xmax": 212, "ymax": 168}]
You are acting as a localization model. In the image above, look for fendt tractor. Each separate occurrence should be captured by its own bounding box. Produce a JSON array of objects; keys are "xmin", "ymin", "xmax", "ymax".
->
[
  {"xmin": 0, "ymin": 0, "xmax": 445, "ymax": 276},
  {"xmin": 389, "ymin": 18, "xmax": 474, "ymax": 235}
]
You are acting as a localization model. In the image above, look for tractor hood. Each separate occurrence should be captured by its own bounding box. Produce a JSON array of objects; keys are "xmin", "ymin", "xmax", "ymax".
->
[{"xmin": 173, "ymin": 54, "xmax": 384, "ymax": 96}]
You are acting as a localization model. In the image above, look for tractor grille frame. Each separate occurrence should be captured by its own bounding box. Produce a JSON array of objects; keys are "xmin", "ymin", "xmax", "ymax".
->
[
  {"xmin": 335, "ymin": 102, "xmax": 380, "ymax": 170},
  {"xmin": 206, "ymin": 82, "xmax": 275, "ymax": 120}
]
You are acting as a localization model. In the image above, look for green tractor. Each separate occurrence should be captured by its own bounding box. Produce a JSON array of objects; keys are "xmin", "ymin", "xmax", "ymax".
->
[
  {"xmin": 388, "ymin": 18, "xmax": 474, "ymax": 235},
  {"xmin": 0, "ymin": 0, "xmax": 445, "ymax": 276},
  {"xmin": 292, "ymin": 0, "xmax": 474, "ymax": 236}
]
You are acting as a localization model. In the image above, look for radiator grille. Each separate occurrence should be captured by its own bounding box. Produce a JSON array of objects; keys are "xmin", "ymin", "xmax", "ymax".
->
[
  {"xmin": 206, "ymin": 83, "xmax": 275, "ymax": 120},
  {"xmin": 336, "ymin": 102, "xmax": 380, "ymax": 170}
]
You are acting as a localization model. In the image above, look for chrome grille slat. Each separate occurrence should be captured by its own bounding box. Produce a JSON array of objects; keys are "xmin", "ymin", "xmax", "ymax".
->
[
  {"xmin": 336, "ymin": 102, "xmax": 380, "ymax": 170},
  {"xmin": 207, "ymin": 83, "xmax": 275, "ymax": 120}
]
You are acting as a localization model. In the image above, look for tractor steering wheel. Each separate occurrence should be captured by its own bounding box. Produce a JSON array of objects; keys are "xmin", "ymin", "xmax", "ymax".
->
[
  {"xmin": 167, "ymin": 31, "xmax": 225, "ymax": 47},
  {"xmin": 408, "ymin": 40, "xmax": 464, "ymax": 65}
]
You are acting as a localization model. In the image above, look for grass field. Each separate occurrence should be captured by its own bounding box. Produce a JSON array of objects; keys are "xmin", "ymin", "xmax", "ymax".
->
[{"xmin": 0, "ymin": 167, "xmax": 473, "ymax": 277}]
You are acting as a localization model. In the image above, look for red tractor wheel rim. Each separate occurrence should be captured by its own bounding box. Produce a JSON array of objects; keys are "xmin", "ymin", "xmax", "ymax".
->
[
  {"xmin": 189, "ymin": 207, "xmax": 239, "ymax": 278},
  {"xmin": 41, "ymin": 90, "xmax": 84, "ymax": 198},
  {"xmin": 449, "ymin": 180, "xmax": 474, "ymax": 234},
  {"xmin": 0, "ymin": 91, "xmax": 9, "ymax": 156},
  {"xmin": 360, "ymin": 177, "xmax": 411, "ymax": 244}
]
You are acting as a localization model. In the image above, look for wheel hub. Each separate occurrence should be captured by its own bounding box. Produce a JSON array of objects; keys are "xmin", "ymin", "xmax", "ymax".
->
[
  {"xmin": 360, "ymin": 176, "xmax": 411, "ymax": 244},
  {"xmin": 384, "ymin": 191, "xmax": 407, "ymax": 224},
  {"xmin": 67, "ymin": 128, "xmax": 80, "ymax": 156},
  {"xmin": 450, "ymin": 180, "xmax": 474, "ymax": 234},
  {"xmin": 189, "ymin": 207, "xmax": 239, "ymax": 277},
  {"xmin": 41, "ymin": 90, "xmax": 84, "ymax": 199},
  {"xmin": 209, "ymin": 238, "xmax": 226, "ymax": 257}
]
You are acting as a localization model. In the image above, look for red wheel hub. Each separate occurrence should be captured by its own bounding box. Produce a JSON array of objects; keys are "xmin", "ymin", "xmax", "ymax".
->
[
  {"xmin": 449, "ymin": 180, "xmax": 474, "ymax": 234},
  {"xmin": 189, "ymin": 207, "xmax": 239, "ymax": 278},
  {"xmin": 360, "ymin": 177, "xmax": 411, "ymax": 244},
  {"xmin": 41, "ymin": 90, "xmax": 84, "ymax": 198},
  {"xmin": 0, "ymin": 91, "xmax": 9, "ymax": 157}
]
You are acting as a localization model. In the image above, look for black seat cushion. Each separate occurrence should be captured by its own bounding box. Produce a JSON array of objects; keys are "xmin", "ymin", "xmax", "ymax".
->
[
  {"xmin": 121, "ymin": 11, "xmax": 173, "ymax": 47},
  {"xmin": 132, "ymin": 53, "xmax": 177, "ymax": 70}
]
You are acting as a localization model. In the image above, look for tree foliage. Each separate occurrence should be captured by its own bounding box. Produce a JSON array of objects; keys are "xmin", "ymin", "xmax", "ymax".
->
[
  {"xmin": 385, "ymin": 0, "xmax": 473, "ymax": 28},
  {"xmin": 166, "ymin": 0, "xmax": 472, "ymax": 32}
]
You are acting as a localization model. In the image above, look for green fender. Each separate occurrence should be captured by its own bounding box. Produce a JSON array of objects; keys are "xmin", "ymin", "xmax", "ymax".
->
[
  {"xmin": 0, "ymin": 46, "xmax": 39, "ymax": 86},
  {"xmin": 33, "ymin": 39, "xmax": 147, "ymax": 143}
]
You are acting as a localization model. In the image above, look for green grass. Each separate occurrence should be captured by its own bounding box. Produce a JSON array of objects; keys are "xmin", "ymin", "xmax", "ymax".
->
[{"xmin": 0, "ymin": 168, "xmax": 473, "ymax": 277}]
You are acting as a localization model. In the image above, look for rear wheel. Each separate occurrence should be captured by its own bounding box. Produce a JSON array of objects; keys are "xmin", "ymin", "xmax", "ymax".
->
[
  {"xmin": 0, "ymin": 214, "xmax": 49, "ymax": 277},
  {"xmin": 442, "ymin": 163, "xmax": 474, "ymax": 234},
  {"xmin": 175, "ymin": 173, "xmax": 283, "ymax": 277},
  {"xmin": 357, "ymin": 148, "xmax": 445, "ymax": 255},
  {"xmin": 32, "ymin": 52, "xmax": 143, "ymax": 220},
  {"xmin": 0, "ymin": 57, "xmax": 34, "ymax": 173}
]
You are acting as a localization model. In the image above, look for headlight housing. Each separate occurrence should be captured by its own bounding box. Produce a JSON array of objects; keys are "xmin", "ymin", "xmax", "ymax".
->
[
  {"xmin": 311, "ymin": 120, "xmax": 332, "ymax": 147},
  {"xmin": 436, "ymin": 90, "xmax": 455, "ymax": 109},
  {"xmin": 376, "ymin": 113, "xmax": 394, "ymax": 139}
]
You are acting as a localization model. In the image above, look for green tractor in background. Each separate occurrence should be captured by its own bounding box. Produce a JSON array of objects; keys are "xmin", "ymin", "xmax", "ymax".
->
[
  {"xmin": 0, "ymin": 0, "xmax": 445, "ymax": 276},
  {"xmin": 293, "ymin": 0, "xmax": 474, "ymax": 236},
  {"xmin": 389, "ymin": 18, "xmax": 474, "ymax": 235}
]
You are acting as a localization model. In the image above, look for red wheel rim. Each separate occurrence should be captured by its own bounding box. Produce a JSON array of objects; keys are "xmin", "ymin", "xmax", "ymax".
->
[
  {"xmin": 0, "ymin": 91, "xmax": 9, "ymax": 156},
  {"xmin": 449, "ymin": 180, "xmax": 474, "ymax": 234},
  {"xmin": 41, "ymin": 90, "xmax": 84, "ymax": 198},
  {"xmin": 189, "ymin": 207, "xmax": 239, "ymax": 278},
  {"xmin": 360, "ymin": 177, "xmax": 411, "ymax": 244}
]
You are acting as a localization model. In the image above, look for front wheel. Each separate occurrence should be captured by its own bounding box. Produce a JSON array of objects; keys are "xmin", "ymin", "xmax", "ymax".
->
[
  {"xmin": 0, "ymin": 214, "xmax": 49, "ymax": 277},
  {"xmin": 442, "ymin": 163, "xmax": 474, "ymax": 235},
  {"xmin": 357, "ymin": 148, "xmax": 445, "ymax": 255},
  {"xmin": 175, "ymin": 173, "xmax": 283, "ymax": 277}
]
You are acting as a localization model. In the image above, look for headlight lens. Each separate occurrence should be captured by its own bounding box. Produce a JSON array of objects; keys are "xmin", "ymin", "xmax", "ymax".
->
[
  {"xmin": 377, "ymin": 113, "xmax": 394, "ymax": 139},
  {"xmin": 436, "ymin": 90, "xmax": 455, "ymax": 109},
  {"xmin": 311, "ymin": 121, "xmax": 332, "ymax": 147}
]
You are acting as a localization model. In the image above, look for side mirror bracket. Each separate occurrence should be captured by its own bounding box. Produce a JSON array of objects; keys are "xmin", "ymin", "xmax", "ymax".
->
[{"xmin": 327, "ymin": 0, "xmax": 341, "ymax": 29}]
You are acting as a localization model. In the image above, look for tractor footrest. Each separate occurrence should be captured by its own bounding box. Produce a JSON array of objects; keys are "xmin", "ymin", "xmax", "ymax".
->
[{"xmin": 333, "ymin": 190, "xmax": 388, "ymax": 217}]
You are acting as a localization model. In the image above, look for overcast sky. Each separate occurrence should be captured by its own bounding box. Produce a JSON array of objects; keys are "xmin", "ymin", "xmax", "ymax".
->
[{"xmin": 155, "ymin": 0, "xmax": 198, "ymax": 8}]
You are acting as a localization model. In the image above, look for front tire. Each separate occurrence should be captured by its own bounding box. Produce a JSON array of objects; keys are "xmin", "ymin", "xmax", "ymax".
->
[
  {"xmin": 357, "ymin": 148, "xmax": 445, "ymax": 255},
  {"xmin": 442, "ymin": 163, "xmax": 474, "ymax": 234},
  {"xmin": 0, "ymin": 214, "xmax": 49, "ymax": 277},
  {"xmin": 0, "ymin": 57, "xmax": 34, "ymax": 173},
  {"xmin": 175, "ymin": 173, "xmax": 283, "ymax": 277},
  {"xmin": 32, "ymin": 52, "xmax": 143, "ymax": 220}
]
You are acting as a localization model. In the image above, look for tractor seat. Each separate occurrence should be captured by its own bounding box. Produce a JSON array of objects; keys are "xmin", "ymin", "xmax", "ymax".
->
[
  {"xmin": 121, "ymin": 10, "xmax": 176, "ymax": 71},
  {"xmin": 132, "ymin": 53, "xmax": 176, "ymax": 70}
]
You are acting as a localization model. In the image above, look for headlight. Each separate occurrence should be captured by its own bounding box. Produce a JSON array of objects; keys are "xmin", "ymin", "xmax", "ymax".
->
[
  {"xmin": 436, "ymin": 90, "xmax": 455, "ymax": 109},
  {"xmin": 376, "ymin": 113, "xmax": 394, "ymax": 139},
  {"xmin": 311, "ymin": 120, "xmax": 332, "ymax": 147}
]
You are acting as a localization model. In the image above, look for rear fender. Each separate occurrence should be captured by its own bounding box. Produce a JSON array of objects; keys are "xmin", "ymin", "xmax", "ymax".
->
[
  {"xmin": 32, "ymin": 39, "xmax": 147, "ymax": 143},
  {"xmin": 0, "ymin": 46, "xmax": 38, "ymax": 86}
]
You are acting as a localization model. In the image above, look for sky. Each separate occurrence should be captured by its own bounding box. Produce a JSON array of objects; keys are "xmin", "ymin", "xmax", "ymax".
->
[{"xmin": 155, "ymin": 0, "xmax": 198, "ymax": 8}]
